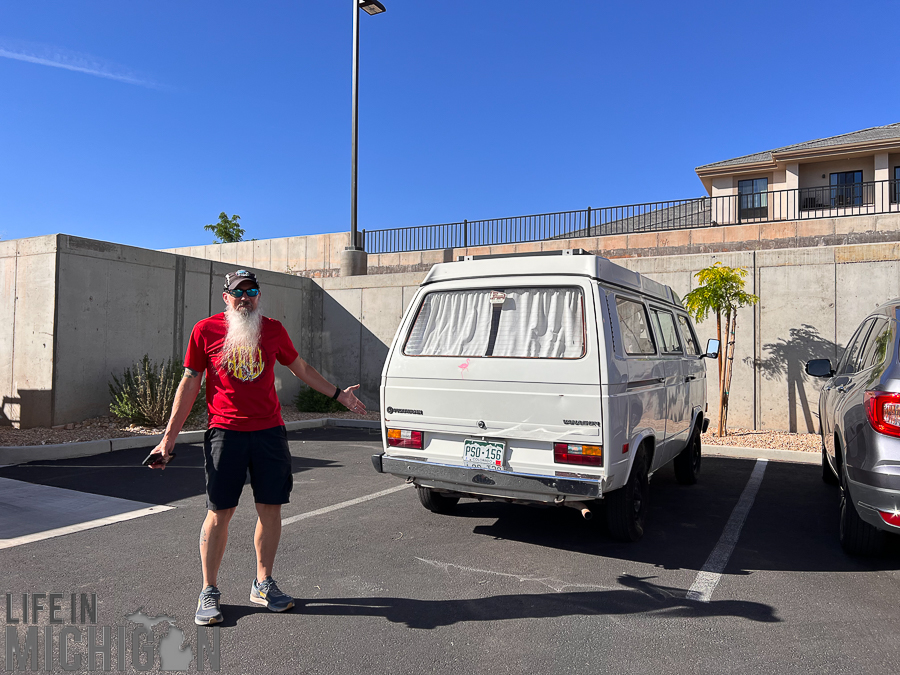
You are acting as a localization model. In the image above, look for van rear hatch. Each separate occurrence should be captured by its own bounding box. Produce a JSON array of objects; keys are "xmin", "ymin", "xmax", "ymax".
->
[{"xmin": 381, "ymin": 279, "xmax": 605, "ymax": 481}]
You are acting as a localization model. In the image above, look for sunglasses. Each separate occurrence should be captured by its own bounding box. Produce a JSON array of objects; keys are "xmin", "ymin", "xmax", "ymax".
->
[{"xmin": 226, "ymin": 288, "xmax": 260, "ymax": 298}]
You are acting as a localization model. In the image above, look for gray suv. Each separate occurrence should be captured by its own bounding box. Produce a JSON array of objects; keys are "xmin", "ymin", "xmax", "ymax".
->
[{"xmin": 807, "ymin": 300, "xmax": 900, "ymax": 555}]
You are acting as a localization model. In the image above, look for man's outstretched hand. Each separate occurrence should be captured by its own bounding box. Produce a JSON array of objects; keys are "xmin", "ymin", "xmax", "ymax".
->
[{"xmin": 337, "ymin": 384, "xmax": 367, "ymax": 415}]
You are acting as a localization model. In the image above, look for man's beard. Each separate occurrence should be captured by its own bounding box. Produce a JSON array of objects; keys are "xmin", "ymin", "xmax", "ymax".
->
[{"xmin": 220, "ymin": 303, "xmax": 263, "ymax": 369}]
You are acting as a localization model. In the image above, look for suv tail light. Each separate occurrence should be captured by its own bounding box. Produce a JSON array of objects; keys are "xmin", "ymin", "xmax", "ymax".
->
[
  {"xmin": 864, "ymin": 391, "xmax": 900, "ymax": 438},
  {"xmin": 879, "ymin": 510, "xmax": 900, "ymax": 528},
  {"xmin": 387, "ymin": 428, "xmax": 423, "ymax": 449},
  {"xmin": 554, "ymin": 442, "xmax": 602, "ymax": 467}
]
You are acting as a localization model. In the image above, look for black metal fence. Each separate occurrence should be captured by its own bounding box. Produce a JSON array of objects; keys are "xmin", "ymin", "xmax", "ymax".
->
[{"xmin": 362, "ymin": 179, "xmax": 900, "ymax": 254}]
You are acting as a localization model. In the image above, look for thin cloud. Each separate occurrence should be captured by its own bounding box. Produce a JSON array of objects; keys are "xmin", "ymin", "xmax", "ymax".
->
[{"xmin": 0, "ymin": 39, "xmax": 158, "ymax": 88}]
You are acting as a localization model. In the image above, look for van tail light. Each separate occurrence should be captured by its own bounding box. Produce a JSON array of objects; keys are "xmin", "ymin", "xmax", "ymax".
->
[
  {"xmin": 554, "ymin": 443, "xmax": 602, "ymax": 467},
  {"xmin": 878, "ymin": 510, "xmax": 900, "ymax": 528},
  {"xmin": 864, "ymin": 391, "xmax": 900, "ymax": 438},
  {"xmin": 387, "ymin": 428, "xmax": 424, "ymax": 449}
]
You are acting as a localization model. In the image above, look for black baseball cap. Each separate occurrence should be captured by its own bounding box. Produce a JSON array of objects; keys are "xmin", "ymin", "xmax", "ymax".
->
[{"xmin": 224, "ymin": 270, "xmax": 260, "ymax": 291}]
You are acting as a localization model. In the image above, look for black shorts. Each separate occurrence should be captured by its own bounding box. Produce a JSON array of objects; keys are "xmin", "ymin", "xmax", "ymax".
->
[{"xmin": 203, "ymin": 426, "xmax": 293, "ymax": 511}]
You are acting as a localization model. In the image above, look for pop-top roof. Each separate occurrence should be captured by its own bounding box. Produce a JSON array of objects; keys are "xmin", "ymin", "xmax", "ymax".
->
[{"xmin": 422, "ymin": 252, "xmax": 677, "ymax": 305}]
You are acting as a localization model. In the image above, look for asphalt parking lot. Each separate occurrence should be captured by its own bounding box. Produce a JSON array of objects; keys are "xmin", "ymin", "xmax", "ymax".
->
[{"xmin": 2, "ymin": 427, "xmax": 900, "ymax": 674}]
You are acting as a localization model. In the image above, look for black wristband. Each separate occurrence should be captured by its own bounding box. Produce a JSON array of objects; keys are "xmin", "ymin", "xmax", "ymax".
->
[{"xmin": 331, "ymin": 386, "xmax": 341, "ymax": 400}]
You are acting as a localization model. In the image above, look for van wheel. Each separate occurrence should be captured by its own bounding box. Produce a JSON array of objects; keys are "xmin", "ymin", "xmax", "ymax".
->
[
  {"xmin": 605, "ymin": 448, "xmax": 649, "ymax": 542},
  {"xmin": 839, "ymin": 489, "xmax": 882, "ymax": 555},
  {"xmin": 417, "ymin": 486, "xmax": 460, "ymax": 514},
  {"xmin": 674, "ymin": 428, "xmax": 701, "ymax": 485}
]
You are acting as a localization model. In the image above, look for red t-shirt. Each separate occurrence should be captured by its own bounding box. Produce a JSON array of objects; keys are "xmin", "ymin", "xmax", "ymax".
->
[{"xmin": 184, "ymin": 313, "xmax": 299, "ymax": 431}]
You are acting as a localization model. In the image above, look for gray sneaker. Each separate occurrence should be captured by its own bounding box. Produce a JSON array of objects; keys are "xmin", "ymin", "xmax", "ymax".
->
[
  {"xmin": 250, "ymin": 576, "xmax": 294, "ymax": 612},
  {"xmin": 195, "ymin": 585, "xmax": 223, "ymax": 625}
]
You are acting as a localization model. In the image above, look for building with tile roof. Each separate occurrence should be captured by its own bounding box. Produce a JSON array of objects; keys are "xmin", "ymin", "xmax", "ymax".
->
[{"xmin": 695, "ymin": 123, "xmax": 900, "ymax": 225}]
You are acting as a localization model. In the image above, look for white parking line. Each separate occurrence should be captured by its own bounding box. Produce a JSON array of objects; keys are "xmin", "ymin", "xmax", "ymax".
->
[
  {"xmin": 281, "ymin": 483, "xmax": 412, "ymax": 526},
  {"xmin": 687, "ymin": 458, "xmax": 768, "ymax": 603},
  {"xmin": 1, "ymin": 506, "xmax": 173, "ymax": 550}
]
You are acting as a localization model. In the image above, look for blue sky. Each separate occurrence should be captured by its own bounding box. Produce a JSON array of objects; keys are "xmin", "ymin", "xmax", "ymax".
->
[{"xmin": 1, "ymin": 1, "xmax": 897, "ymax": 249}]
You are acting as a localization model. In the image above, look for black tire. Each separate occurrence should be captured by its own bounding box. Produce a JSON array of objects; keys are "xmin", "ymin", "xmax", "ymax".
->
[
  {"xmin": 839, "ymin": 489, "xmax": 883, "ymax": 555},
  {"xmin": 674, "ymin": 427, "xmax": 701, "ymax": 485},
  {"xmin": 821, "ymin": 441, "xmax": 839, "ymax": 486},
  {"xmin": 416, "ymin": 486, "xmax": 460, "ymax": 514},
  {"xmin": 605, "ymin": 447, "xmax": 649, "ymax": 542}
]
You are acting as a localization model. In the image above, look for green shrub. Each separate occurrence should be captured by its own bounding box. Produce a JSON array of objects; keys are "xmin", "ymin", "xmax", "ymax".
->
[
  {"xmin": 294, "ymin": 386, "xmax": 346, "ymax": 413},
  {"xmin": 109, "ymin": 355, "xmax": 205, "ymax": 427}
]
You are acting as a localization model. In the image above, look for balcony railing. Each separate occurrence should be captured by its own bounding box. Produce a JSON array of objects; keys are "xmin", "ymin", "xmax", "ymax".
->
[{"xmin": 362, "ymin": 179, "xmax": 900, "ymax": 254}]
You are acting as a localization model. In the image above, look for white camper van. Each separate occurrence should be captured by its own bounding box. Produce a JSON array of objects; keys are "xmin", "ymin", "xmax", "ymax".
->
[{"xmin": 371, "ymin": 250, "xmax": 719, "ymax": 541}]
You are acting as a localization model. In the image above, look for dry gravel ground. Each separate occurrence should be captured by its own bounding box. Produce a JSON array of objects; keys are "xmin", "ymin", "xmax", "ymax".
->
[
  {"xmin": 2, "ymin": 410, "xmax": 820, "ymax": 453},
  {"xmin": 0, "ymin": 406, "xmax": 380, "ymax": 447},
  {"xmin": 702, "ymin": 427, "xmax": 821, "ymax": 452}
]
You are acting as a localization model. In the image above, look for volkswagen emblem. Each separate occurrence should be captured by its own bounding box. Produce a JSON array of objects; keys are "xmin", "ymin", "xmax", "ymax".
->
[
  {"xmin": 477, "ymin": 420, "xmax": 486, "ymax": 429},
  {"xmin": 387, "ymin": 406, "xmax": 394, "ymax": 414}
]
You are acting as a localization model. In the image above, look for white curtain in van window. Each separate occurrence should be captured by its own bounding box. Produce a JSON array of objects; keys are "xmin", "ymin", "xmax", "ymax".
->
[
  {"xmin": 404, "ymin": 290, "xmax": 492, "ymax": 356},
  {"xmin": 492, "ymin": 288, "xmax": 584, "ymax": 358}
]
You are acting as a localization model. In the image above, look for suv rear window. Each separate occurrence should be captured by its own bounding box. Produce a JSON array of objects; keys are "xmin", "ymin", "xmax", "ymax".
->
[{"xmin": 404, "ymin": 287, "xmax": 585, "ymax": 359}]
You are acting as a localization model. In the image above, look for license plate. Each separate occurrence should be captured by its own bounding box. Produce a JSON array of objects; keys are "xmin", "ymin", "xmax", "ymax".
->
[{"xmin": 463, "ymin": 439, "xmax": 506, "ymax": 471}]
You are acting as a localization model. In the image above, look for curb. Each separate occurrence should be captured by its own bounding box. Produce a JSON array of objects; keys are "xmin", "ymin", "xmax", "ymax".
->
[
  {"xmin": 0, "ymin": 425, "xmax": 818, "ymax": 467},
  {"xmin": 703, "ymin": 445, "xmax": 820, "ymax": 465},
  {"xmin": 0, "ymin": 418, "xmax": 380, "ymax": 466}
]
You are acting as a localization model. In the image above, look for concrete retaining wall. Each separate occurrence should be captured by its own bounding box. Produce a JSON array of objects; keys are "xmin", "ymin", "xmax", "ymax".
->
[
  {"xmin": 2, "ymin": 235, "xmax": 319, "ymax": 428},
  {"xmin": 162, "ymin": 213, "xmax": 900, "ymax": 278},
  {"xmin": 314, "ymin": 242, "xmax": 900, "ymax": 434},
  {"xmin": 0, "ymin": 236, "xmax": 58, "ymax": 428},
  {"xmin": 163, "ymin": 231, "xmax": 352, "ymax": 277},
  {"xmin": 618, "ymin": 245, "xmax": 899, "ymax": 432},
  {"xmin": 4, "ymin": 232, "xmax": 900, "ymax": 434}
]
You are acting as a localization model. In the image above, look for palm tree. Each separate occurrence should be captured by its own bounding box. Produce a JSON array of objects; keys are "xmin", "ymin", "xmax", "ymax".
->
[{"xmin": 683, "ymin": 263, "xmax": 758, "ymax": 436}]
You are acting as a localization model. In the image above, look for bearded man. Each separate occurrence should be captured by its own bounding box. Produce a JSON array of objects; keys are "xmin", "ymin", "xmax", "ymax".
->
[{"xmin": 147, "ymin": 269, "xmax": 366, "ymax": 626}]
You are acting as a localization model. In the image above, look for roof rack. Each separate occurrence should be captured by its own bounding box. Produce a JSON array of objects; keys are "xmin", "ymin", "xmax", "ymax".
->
[{"xmin": 455, "ymin": 248, "xmax": 590, "ymax": 262}]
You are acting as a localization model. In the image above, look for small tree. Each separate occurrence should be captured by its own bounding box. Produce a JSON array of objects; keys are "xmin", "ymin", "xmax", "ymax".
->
[
  {"xmin": 683, "ymin": 262, "xmax": 758, "ymax": 437},
  {"xmin": 204, "ymin": 212, "xmax": 244, "ymax": 243}
]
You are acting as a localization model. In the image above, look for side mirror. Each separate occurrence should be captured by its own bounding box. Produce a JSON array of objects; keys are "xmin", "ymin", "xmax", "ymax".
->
[
  {"xmin": 702, "ymin": 338, "xmax": 720, "ymax": 359},
  {"xmin": 805, "ymin": 358, "xmax": 834, "ymax": 378}
]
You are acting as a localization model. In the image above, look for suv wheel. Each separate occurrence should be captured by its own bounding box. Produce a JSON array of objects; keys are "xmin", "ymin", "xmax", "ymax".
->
[
  {"xmin": 417, "ymin": 486, "xmax": 460, "ymax": 514},
  {"xmin": 674, "ymin": 427, "xmax": 701, "ymax": 485},
  {"xmin": 606, "ymin": 447, "xmax": 649, "ymax": 542},
  {"xmin": 839, "ymin": 489, "xmax": 883, "ymax": 555}
]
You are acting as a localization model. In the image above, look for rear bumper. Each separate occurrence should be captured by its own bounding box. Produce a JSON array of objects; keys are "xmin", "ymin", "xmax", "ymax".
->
[
  {"xmin": 372, "ymin": 453, "xmax": 603, "ymax": 503},
  {"xmin": 847, "ymin": 479, "xmax": 900, "ymax": 533}
]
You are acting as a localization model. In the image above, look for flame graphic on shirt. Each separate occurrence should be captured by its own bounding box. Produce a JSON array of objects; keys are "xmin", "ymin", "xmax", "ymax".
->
[{"xmin": 222, "ymin": 346, "xmax": 265, "ymax": 382}]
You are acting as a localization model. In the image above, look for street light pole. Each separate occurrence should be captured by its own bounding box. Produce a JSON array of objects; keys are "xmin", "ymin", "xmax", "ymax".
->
[
  {"xmin": 349, "ymin": 0, "xmax": 361, "ymax": 251},
  {"xmin": 343, "ymin": 0, "xmax": 386, "ymax": 276}
]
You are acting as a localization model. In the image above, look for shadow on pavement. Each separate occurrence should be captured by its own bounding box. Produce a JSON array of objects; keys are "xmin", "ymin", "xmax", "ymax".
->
[
  {"xmin": 0, "ymin": 427, "xmax": 379, "ymax": 506},
  {"xmin": 450, "ymin": 457, "xmax": 900, "ymax": 574},
  {"xmin": 298, "ymin": 574, "xmax": 779, "ymax": 629}
]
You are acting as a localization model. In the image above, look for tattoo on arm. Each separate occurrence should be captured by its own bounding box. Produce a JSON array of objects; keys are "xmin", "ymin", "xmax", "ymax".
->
[{"xmin": 184, "ymin": 368, "xmax": 200, "ymax": 379}]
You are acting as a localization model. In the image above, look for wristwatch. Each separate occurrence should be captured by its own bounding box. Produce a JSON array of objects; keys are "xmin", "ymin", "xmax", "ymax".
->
[{"xmin": 332, "ymin": 386, "xmax": 341, "ymax": 400}]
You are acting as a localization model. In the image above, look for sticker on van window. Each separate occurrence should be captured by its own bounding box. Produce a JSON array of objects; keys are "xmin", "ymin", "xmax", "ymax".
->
[{"xmin": 489, "ymin": 291, "xmax": 507, "ymax": 306}]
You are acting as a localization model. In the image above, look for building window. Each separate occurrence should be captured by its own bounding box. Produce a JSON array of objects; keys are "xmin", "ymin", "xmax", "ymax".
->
[
  {"xmin": 892, "ymin": 166, "xmax": 900, "ymax": 204},
  {"xmin": 738, "ymin": 178, "xmax": 768, "ymax": 220},
  {"xmin": 830, "ymin": 170, "xmax": 864, "ymax": 207}
]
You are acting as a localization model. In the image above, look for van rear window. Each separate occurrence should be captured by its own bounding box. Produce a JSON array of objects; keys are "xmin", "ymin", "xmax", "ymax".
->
[{"xmin": 404, "ymin": 287, "xmax": 585, "ymax": 359}]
